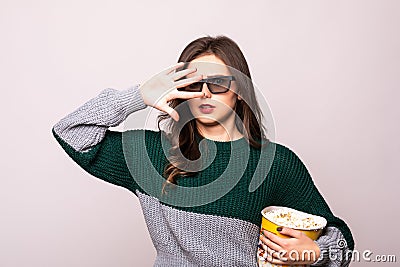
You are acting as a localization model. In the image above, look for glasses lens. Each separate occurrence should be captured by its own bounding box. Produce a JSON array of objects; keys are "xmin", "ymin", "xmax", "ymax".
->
[
  {"xmin": 185, "ymin": 82, "xmax": 202, "ymax": 92},
  {"xmin": 182, "ymin": 77, "xmax": 234, "ymax": 93},
  {"xmin": 208, "ymin": 84, "xmax": 229, "ymax": 93},
  {"xmin": 208, "ymin": 77, "xmax": 231, "ymax": 93}
]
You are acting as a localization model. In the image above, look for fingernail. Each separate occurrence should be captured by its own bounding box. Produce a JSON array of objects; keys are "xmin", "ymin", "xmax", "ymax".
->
[
  {"xmin": 277, "ymin": 226, "xmax": 282, "ymax": 232},
  {"xmin": 261, "ymin": 230, "xmax": 266, "ymax": 236}
]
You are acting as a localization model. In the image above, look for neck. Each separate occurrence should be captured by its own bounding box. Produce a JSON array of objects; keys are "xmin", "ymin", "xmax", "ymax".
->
[{"xmin": 196, "ymin": 117, "xmax": 243, "ymax": 142}]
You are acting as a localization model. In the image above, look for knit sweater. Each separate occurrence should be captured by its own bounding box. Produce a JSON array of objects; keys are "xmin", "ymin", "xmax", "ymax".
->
[{"xmin": 52, "ymin": 85, "xmax": 354, "ymax": 267}]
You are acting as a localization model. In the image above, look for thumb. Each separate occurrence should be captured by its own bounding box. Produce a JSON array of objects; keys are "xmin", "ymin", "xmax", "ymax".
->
[
  {"xmin": 277, "ymin": 226, "xmax": 301, "ymax": 238},
  {"xmin": 163, "ymin": 106, "xmax": 180, "ymax": 122}
]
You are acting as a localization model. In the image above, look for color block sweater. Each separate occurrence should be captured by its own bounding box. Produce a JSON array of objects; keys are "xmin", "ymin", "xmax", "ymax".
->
[{"xmin": 52, "ymin": 85, "xmax": 354, "ymax": 267}]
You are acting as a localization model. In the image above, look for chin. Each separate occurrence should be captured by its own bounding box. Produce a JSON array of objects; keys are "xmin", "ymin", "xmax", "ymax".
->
[{"xmin": 194, "ymin": 116, "xmax": 220, "ymax": 126}]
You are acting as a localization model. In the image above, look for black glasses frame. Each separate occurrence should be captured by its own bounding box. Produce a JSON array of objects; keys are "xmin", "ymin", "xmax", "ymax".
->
[{"xmin": 179, "ymin": 75, "xmax": 236, "ymax": 94}]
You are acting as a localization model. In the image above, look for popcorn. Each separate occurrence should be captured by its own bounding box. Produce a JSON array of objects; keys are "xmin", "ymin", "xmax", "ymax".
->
[
  {"xmin": 257, "ymin": 206, "xmax": 326, "ymax": 266},
  {"xmin": 263, "ymin": 208, "xmax": 324, "ymax": 229}
]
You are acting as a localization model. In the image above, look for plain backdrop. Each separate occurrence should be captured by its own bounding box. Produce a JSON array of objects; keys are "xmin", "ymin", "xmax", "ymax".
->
[{"xmin": 1, "ymin": 0, "xmax": 399, "ymax": 266}]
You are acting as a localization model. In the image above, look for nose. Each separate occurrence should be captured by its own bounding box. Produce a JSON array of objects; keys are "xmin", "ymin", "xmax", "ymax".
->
[{"xmin": 201, "ymin": 83, "xmax": 212, "ymax": 98}]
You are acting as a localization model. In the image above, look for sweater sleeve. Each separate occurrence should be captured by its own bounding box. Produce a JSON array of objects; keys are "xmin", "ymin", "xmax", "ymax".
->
[
  {"xmin": 52, "ymin": 85, "xmax": 151, "ymax": 194},
  {"xmin": 273, "ymin": 145, "xmax": 355, "ymax": 266}
]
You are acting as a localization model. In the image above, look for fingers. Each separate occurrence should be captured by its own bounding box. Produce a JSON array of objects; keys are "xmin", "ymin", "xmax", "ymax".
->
[
  {"xmin": 175, "ymin": 75, "xmax": 203, "ymax": 88},
  {"xmin": 262, "ymin": 227, "xmax": 302, "ymax": 246},
  {"xmin": 161, "ymin": 62, "xmax": 203, "ymax": 88},
  {"xmin": 259, "ymin": 227, "xmax": 316, "ymax": 265},
  {"xmin": 162, "ymin": 62, "xmax": 185, "ymax": 75},
  {"xmin": 162, "ymin": 106, "xmax": 180, "ymax": 122},
  {"xmin": 258, "ymin": 239, "xmax": 287, "ymax": 265},
  {"xmin": 264, "ymin": 253, "xmax": 288, "ymax": 265},
  {"xmin": 265, "ymin": 248, "xmax": 288, "ymax": 263},
  {"xmin": 170, "ymin": 67, "xmax": 198, "ymax": 81},
  {"xmin": 160, "ymin": 90, "xmax": 204, "ymax": 120},
  {"xmin": 260, "ymin": 231, "xmax": 283, "ymax": 252},
  {"xmin": 262, "ymin": 229, "xmax": 287, "ymax": 247},
  {"xmin": 154, "ymin": 87, "xmax": 205, "ymax": 122},
  {"xmin": 167, "ymin": 91, "xmax": 204, "ymax": 101},
  {"xmin": 277, "ymin": 227, "xmax": 302, "ymax": 239}
]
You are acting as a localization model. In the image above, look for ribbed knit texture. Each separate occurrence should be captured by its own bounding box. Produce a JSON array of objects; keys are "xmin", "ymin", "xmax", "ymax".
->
[
  {"xmin": 53, "ymin": 128, "xmax": 354, "ymax": 247},
  {"xmin": 52, "ymin": 85, "xmax": 354, "ymax": 266}
]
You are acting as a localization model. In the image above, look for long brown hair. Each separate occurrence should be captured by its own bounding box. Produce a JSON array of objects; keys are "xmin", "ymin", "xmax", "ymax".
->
[{"xmin": 157, "ymin": 35, "xmax": 268, "ymax": 193}]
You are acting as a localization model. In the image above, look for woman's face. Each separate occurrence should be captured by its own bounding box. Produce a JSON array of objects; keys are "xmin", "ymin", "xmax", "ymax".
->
[{"xmin": 186, "ymin": 54, "xmax": 240, "ymax": 127}]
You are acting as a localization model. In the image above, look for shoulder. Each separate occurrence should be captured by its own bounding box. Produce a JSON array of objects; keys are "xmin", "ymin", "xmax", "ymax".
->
[
  {"xmin": 268, "ymin": 141, "xmax": 301, "ymax": 163},
  {"xmin": 268, "ymin": 142, "xmax": 315, "ymax": 193},
  {"xmin": 267, "ymin": 141, "xmax": 309, "ymax": 172}
]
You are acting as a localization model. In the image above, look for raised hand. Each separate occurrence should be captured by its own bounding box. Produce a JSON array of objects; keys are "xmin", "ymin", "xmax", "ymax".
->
[{"xmin": 138, "ymin": 62, "xmax": 205, "ymax": 121}]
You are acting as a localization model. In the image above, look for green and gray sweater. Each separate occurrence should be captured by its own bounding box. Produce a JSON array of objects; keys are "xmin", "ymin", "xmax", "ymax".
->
[{"xmin": 52, "ymin": 85, "xmax": 354, "ymax": 266}]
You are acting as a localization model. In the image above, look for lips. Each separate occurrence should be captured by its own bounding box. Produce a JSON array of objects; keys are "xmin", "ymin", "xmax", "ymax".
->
[
  {"xmin": 199, "ymin": 104, "xmax": 215, "ymax": 114},
  {"xmin": 199, "ymin": 104, "xmax": 216, "ymax": 108}
]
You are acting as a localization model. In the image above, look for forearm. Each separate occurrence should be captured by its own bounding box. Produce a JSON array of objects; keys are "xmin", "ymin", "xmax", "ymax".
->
[
  {"xmin": 53, "ymin": 84, "xmax": 147, "ymax": 152},
  {"xmin": 274, "ymin": 144, "xmax": 355, "ymax": 266},
  {"xmin": 311, "ymin": 226, "xmax": 352, "ymax": 266}
]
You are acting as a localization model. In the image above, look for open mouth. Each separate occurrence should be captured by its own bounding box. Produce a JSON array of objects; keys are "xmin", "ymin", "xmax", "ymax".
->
[{"xmin": 199, "ymin": 104, "xmax": 216, "ymax": 114}]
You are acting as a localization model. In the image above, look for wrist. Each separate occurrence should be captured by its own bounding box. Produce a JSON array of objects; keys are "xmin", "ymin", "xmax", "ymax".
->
[
  {"xmin": 138, "ymin": 83, "xmax": 151, "ymax": 107},
  {"xmin": 310, "ymin": 240, "xmax": 327, "ymax": 266},
  {"xmin": 120, "ymin": 85, "xmax": 148, "ymax": 115},
  {"xmin": 312, "ymin": 241, "xmax": 321, "ymax": 263}
]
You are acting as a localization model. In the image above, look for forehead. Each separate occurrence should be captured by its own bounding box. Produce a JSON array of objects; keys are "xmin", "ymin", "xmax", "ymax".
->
[{"xmin": 187, "ymin": 54, "xmax": 231, "ymax": 76}]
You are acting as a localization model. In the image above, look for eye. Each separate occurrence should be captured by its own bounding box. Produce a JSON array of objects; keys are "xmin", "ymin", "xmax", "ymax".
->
[{"xmin": 214, "ymin": 78, "xmax": 223, "ymax": 84}]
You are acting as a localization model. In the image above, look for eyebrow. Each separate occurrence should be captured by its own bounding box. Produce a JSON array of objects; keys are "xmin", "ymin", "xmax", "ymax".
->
[
  {"xmin": 182, "ymin": 74, "xmax": 230, "ymax": 80},
  {"xmin": 203, "ymin": 74, "xmax": 229, "ymax": 78}
]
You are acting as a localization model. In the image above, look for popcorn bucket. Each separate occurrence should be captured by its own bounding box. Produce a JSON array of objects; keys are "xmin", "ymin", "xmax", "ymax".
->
[{"xmin": 258, "ymin": 206, "xmax": 327, "ymax": 267}]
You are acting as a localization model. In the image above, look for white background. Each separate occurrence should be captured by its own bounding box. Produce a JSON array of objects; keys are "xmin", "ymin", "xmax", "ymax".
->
[{"xmin": 1, "ymin": 0, "xmax": 399, "ymax": 266}]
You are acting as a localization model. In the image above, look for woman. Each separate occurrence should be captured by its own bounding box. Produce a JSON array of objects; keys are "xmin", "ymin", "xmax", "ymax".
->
[{"xmin": 52, "ymin": 35, "xmax": 354, "ymax": 266}]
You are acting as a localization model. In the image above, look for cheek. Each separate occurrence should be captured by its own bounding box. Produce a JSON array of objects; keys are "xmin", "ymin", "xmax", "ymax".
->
[
  {"xmin": 187, "ymin": 100, "xmax": 197, "ymax": 112},
  {"xmin": 219, "ymin": 95, "xmax": 237, "ymax": 110},
  {"xmin": 186, "ymin": 100, "xmax": 202, "ymax": 117}
]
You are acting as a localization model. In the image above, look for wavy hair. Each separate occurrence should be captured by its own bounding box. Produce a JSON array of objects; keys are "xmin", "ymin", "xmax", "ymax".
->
[{"xmin": 157, "ymin": 35, "xmax": 268, "ymax": 194}]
